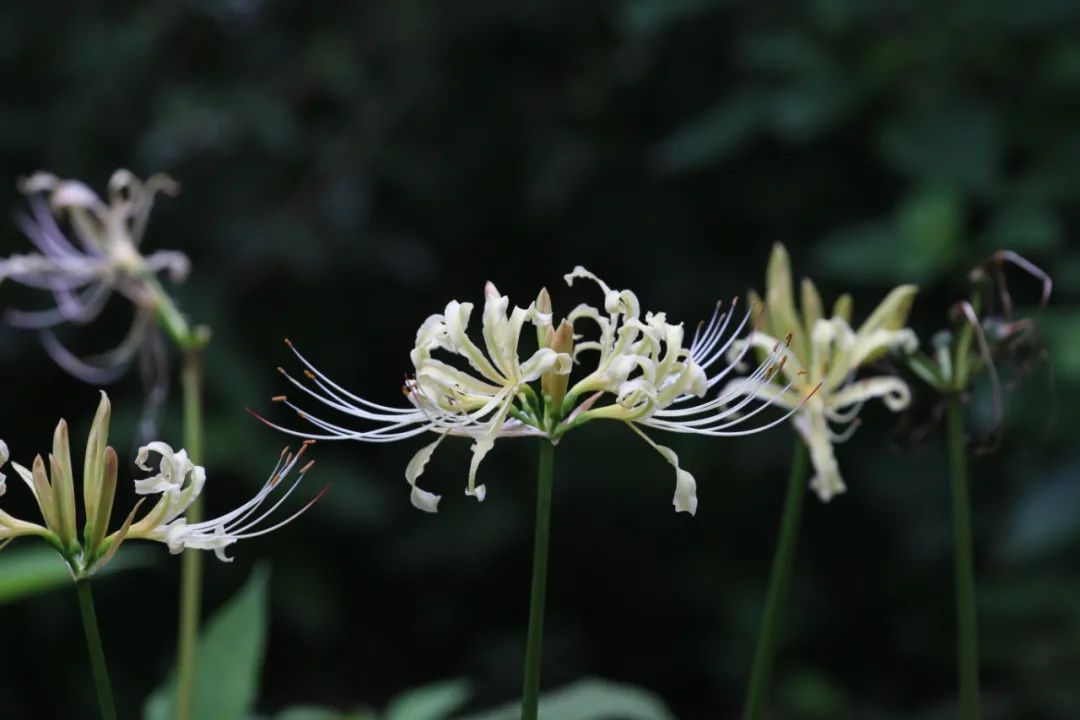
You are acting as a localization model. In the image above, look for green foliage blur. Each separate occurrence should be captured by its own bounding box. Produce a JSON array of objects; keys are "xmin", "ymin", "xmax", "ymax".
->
[{"xmin": 1, "ymin": 1, "xmax": 1078, "ymax": 718}]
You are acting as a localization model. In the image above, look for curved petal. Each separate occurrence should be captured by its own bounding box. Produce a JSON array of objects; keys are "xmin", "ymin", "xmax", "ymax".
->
[
  {"xmin": 627, "ymin": 423, "xmax": 698, "ymax": 515},
  {"xmin": 0, "ymin": 439, "xmax": 7, "ymax": 495},
  {"xmin": 828, "ymin": 376, "xmax": 912, "ymax": 413},
  {"xmin": 465, "ymin": 395, "xmax": 516, "ymax": 502},
  {"xmin": 405, "ymin": 434, "xmax": 446, "ymax": 513},
  {"xmin": 793, "ymin": 410, "xmax": 846, "ymax": 502}
]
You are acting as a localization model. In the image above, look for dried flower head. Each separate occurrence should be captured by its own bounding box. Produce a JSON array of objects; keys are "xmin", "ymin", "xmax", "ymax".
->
[{"xmin": 904, "ymin": 250, "xmax": 1052, "ymax": 452}]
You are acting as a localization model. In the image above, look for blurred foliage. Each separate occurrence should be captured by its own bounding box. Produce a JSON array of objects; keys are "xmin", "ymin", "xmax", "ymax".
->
[
  {"xmin": 0, "ymin": 545, "xmax": 154, "ymax": 605},
  {"xmin": 0, "ymin": 0, "xmax": 1078, "ymax": 718},
  {"xmin": 458, "ymin": 679, "xmax": 675, "ymax": 720},
  {"xmin": 145, "ymin": 565, "xmax": 270, "ymax": 720}
]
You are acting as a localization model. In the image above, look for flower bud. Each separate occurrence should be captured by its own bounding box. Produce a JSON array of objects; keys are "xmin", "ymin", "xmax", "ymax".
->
[
  {"xmin": 51, "ymin": 419, "xmax": 79, "ymax": 551},
  {"xmin": 535, "ymin": 287, "xmax": 553, "ymax": 347},
  {"xmin": 82, "ymin": 392, "xmax": 111, "ymax": 536},
  {"xmin": 542, "ymin": 319, "xmax": 574, "ymax": 412}
]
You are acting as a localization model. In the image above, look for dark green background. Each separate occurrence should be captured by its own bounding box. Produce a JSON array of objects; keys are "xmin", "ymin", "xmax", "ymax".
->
[{"xmin": 1, "ymin": 1, "xmax": 1078, "ymax": 718}]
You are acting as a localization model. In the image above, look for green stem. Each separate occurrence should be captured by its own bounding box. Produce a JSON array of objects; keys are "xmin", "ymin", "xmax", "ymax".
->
[
  {"xmin": 75, "ymin": 579, "xmax": 117, "ymax": 720},
  {"xmin": 175, "ymin": 348, "xmax": 206, "ymax": 720},
  {"xmin": 743, "ymin": 439, "xmax": 809, "ymax": 720},
  {"xmin": 521, "ymin": 440, "xmax": 555, "ymax": 720},
  {"xmin": 947, "ymin": 395, "xmax": 981, "ymax": 720}
]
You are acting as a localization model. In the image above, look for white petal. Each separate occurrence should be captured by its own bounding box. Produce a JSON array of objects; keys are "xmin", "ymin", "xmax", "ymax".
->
[
  {"xmin": 793, "ymin": 411, "xmax": 846, "ymax": 503},
  {"xmin": 0, "ymin": 439, "xmax": 7, "ymax": 495},
  {"xmin": 627, "ymin": 424, "xmax": 698, "ymax": 515},
  {"xmin": 17, "ymin": 172, "xmax": 60, "ymax": 195},
  {"xmin": 465, "ymin": 397, "xmax": 515, "ymax": 502},
  {"xmin": 49, "ymin": 181, "xmax": 106, "ymax": 213},
  {"xmin": 405, "ymin": 434, "xmax": 446, "ymax": 513},
  {"xmin": 828, "ymin": 376, "xmax": 912, "ymax": 413}
]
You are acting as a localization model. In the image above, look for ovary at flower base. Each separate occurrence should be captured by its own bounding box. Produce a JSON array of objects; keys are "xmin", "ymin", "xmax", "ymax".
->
[{"xmin": 259, "ymin": 267, "xmax": 813, "ymax": 516}]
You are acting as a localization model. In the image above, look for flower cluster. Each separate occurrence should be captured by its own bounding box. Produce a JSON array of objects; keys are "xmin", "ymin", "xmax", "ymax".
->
[
  {"xmin": 0, "ymin": 393, "xmax": 321, "ymax": 577},
  {"xmin": 0, "ymin": 170, "xmax": 193, "ymax": 384},
  {"xmin": 722, "ymin": 244, "xmax": 918, "ymax": 501},
  {"xmin": 259, "ymin": 267, "xmax": 809, "ymax": 515}
]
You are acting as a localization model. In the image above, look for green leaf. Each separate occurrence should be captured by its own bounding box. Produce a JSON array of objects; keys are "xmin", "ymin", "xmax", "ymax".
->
[
  {"xmin": 457, "ymin": 678, "xmax": 675, "ymax": 720},
  {"xmin": 652, "ymin": 95, "xmax": 763, "ymax": 173},
  {"xmin": 273, "ymin": 707, "xmax": 376, "ymax": 720},
  {"xmin": 144, "ymin": 565, "xmax": 271, "ymax": 720},
  {"xmin": 878, "ymin": 102, "xmax": 1001, "ymax": 193},
  {"xmin": 617, "ymin": 0, "xmax": 723, "ymax": 37},
  {"xmin": 0, "ymin": 544, "xmax": 154, "ymax": 605},
  {"xmin": 816, "ymin": 187, "xmax": 962, "ymax": 284},
  {"xmin": 982, "ymin": 202, "xmax": 1064, "ymax": 252},
  {"xmin": 777, "ymin": 667, "xmax": 850, "ymax": 718},
  {"xmin": 384, "ymin": 679, "xmax": 472, "ymax": 720}
]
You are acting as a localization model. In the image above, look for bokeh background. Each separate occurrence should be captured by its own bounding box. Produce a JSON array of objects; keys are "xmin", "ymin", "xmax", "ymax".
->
[{"xmin": 1, "ymin": 1, "xmax": 1079, "ymax": 718}]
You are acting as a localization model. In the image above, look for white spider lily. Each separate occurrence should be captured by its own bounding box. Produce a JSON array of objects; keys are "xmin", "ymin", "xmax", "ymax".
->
[
  {"xmin": 0, "ymin": 171, "xmax": 200, "ymax": 441},
  {"xmin": 261, "ymin": 269, "xmax": 806, "ymax": 515},
  {"xmin": 722, "ymin": 244, "xmax": 918, "ymax": 502},
  {"xmin": 261, "ymin": 281, "xmax": 570, "ymax": 512},
  {"xmin": 0, "ymin": 393, "xmax": 321, "ymax": 577},
  {"xmin": 125, "ymin": 441, "xmax": 322, "ymax": 562},
  {"xmin": 550, "ymin": 267, "xmax": 809, "ymax": 514}
]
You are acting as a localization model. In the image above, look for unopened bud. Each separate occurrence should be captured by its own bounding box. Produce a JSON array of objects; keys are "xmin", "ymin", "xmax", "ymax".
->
[
  {"xmin": 535, "ymin": 287, "xmax": 553, "ymax": 347},
  {"xmin": 542, "ymin": 319, "xmax": 574, "ymax": 411}
]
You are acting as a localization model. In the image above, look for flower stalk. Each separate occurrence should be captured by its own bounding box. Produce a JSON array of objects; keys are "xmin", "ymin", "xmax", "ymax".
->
[
  {"xmin": 743, "ymin": 439, "xmax": 808, "ymax": 720},
  {"xmin": 74, "ymin": 578, "xmax": 117, "ymax": 720},
  {"xmin": 522, "ymin": 439, "xmax": 555, "ymax": 720},
  {"xmin": 947, "ymin": 395, "xmax": 980, "ymax": 720},
  {"xmin": 902, "ymin": 250, "xmax": 1053, "ymax": 719},
  {"xmin": 176, "ymin": 345, "xmax": 206, "ymax": 720}
]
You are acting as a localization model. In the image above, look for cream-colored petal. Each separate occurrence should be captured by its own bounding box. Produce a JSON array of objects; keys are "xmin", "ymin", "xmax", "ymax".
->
[
  {"xmin": 481, "ymin": 282, "xmax": 515, "ymax": 377},
  {"xmin": 518, "ymin": 348, "xmax": 572, "ymax": 383},
  {"xmin": 627, "ymin": 423, "xmax": 698, "ymax": 515},
  {"xmin": 801, "ymin": 278, "xmax": 824, "ymax": 337},
  {"xmin": 765, "ymin": 243, "xmax": 806, "ymax": 361},
  {"xmin": 465, "ymin": 396, "xmax": 515, "ymax": 501},
  {"xmin": 847, "ymin": 328, "xmax": 919, "ymax": 370},
  {"xmin": 405, "ymin": 434, "xmax": 447, "ymax": 513},
  {"xmin": 0, "ymin": 439, "xmax": 7, "ymax": 495},
  {"xmin": 828, "ymin": 376, "xmax": 912, "ymax": 412},
  {"xmin": 793, "ymin": 411, "xmax": 846, "ymax": 502},
  {"xmin": 443, "ymin": 300, "xmax": 505, "ymax": 382},
  {"xmin": 858, "ymin": 284, "xmax": 918, "ymax": 335}
]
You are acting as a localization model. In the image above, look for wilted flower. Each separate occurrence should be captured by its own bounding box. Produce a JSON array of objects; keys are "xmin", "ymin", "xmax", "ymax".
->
[
  {"xmin": 723, "ymin": 244, "xmax": 918, "ymax": 502},
  {"xmin": 259, "ymin": 267, "xmax": 805, "ymax": 515},
  {"xmin": 0, "ymin": 393, "xmax": 321, "ymax": 577},
  {"xmin": 904, "ymin": 250, "xmax": 1052, "ymax": 451}
]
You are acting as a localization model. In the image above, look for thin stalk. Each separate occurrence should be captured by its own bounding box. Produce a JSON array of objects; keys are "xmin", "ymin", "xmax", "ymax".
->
[
  {"xmin": 521, "ymin": 440, "xmax": 555, "ymax": 720},
  {"xmin": 947, "ymin": 395, "xmax": 981, "ymax": 720},
  {"xmin": 743, "ymin": 439, "xmax": 809, "ymax": 720},
  {"xmin": 175, "ymin": 347, "xmax": 206, "ymax": 720},
  {"xmin": 75, "ymin": 579, "xmax": 117, "ymax": 720}
]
